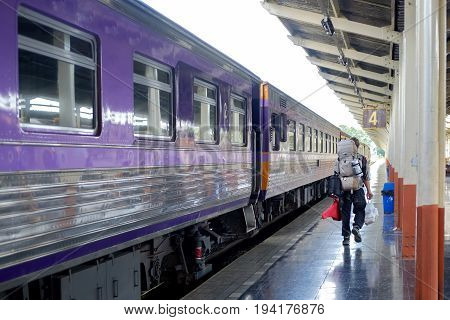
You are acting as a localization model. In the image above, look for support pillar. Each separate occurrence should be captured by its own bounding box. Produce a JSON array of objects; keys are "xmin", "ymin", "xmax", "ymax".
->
[
  {"xmin": 438, "ymin": 208, "xmax": 445, "ymax": 299},
  {"xmin": 394, "ymin": 170, "xmax": 399, "ymax": 229},
  {"xmin": 415, "ymin": 206, "xmax": 423, "ymax": 299},
  {"xmin": 398, "ymin": 177, "xmax": 404, "ymax": 231},
  {"xmin": 398, "ymin": 32, "xmax": 405, "ymax": 232},
  {"xmin": 388, "ymin": 72, "xmax": 398, "ymax": 185},
  {"xmin": 391, "ymin": 68, "xmax": 400, "ymax": 229},
  {"xmin": 437, "ymin": 0, "xmax": 446, "ymax": 300},
  {"xmin": 416, "ymin": 206, "xmax": 439, "ymax": 299},
  {"xmin": 415, "ymin": 0, "xmax": 442, "ymax": 300},
  {"xmin": 401, "ymin": 0, "xmax": 418, "ymax": 259},
  {"xmin": 403, "ymin": 184, "xmax": 416, "ymax": 257}
]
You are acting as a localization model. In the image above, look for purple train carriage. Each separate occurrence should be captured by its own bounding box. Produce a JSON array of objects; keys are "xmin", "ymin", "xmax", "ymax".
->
[{"xmin": 0, "ymin": 0, "xmax": 367, "ymax": 299}]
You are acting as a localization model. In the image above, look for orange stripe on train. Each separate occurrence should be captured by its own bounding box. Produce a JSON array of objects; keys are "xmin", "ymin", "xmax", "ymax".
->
[{"xmin": 261, "ymin": 160, "xmax": 269, "ymax": 191}]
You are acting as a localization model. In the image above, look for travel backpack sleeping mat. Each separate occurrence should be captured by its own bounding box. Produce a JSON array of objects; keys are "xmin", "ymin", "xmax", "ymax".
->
[{"xmin": 335, "ymin": 140, "xmax": 363, "ymax": 191}]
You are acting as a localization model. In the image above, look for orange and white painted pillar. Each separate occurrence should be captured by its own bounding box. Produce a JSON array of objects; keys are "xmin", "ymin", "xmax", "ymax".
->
[
  {"xmin": 398, "ymin": 28, "xmax": 405, "ymax": 233},
  {"xmin": 437, "ymin": 0, "xmax": 446, "ymax": 299},
  {"xmin": 415, "ymin": 0, "xmax": 446, "ymax": 300},
  {"xmin": 391, "ymin": 53, "xmax": 401, "ymax": 229},
  {"xmin": 399, "ymin": 0, "xmax": 418, "ymax": 259}
]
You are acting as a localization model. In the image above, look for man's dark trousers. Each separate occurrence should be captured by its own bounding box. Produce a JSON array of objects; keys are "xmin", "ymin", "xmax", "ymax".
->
[{"xmin": 341, "ymin": 188, "xmax": 366, "ymax": 237}]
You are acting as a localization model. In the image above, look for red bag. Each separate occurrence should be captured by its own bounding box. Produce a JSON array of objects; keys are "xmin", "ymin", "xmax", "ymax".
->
[{"xmin": 321, "ymin": 197, "xmax": 341, "ymax": 221}]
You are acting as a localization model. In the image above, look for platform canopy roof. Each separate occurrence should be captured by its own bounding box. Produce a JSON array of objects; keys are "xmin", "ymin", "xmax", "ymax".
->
[{"xmin": 262, "ymin": 0, "xmax": 403, "ymax": 149}]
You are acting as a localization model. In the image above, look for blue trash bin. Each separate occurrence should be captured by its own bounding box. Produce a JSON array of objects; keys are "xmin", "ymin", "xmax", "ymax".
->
[{"xmin": 381, "ymin": 182, "xmax": 394, "ymax": 214}]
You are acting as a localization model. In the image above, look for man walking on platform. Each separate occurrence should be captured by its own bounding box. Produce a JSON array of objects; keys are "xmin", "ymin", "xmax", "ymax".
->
[{"xmin": 336, "ymin": 137, "xmax": 373, "ymax": 246}]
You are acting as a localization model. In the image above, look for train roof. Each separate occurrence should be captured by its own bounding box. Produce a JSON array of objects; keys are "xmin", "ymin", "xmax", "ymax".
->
[
  {"xmin": 264, "ymin": 81, "xmax": 341, "ymax": 133},
  {"xmin": 101, "ymin": 0, "xmax": 261, "ymax": 83}
]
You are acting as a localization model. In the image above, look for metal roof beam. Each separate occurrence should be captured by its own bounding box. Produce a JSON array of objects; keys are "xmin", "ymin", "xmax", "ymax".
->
[
  {"xmin": 341, "ymin": 99, "xmax": 391, "ymax": 113},
  {"xmin": 328, "ymin": 83, "xmax": 391, "ymax": 103},
  {"xmin": 289, "ymin": 36, "xmax": 398, "ymax": 69},
  {"xmin": 262, "ymin": 1, "xmax": 401, "ymax": 44},
  {"xmin": 335, "ymin": 92, "xmax": 390, "ymax": 106},
  {"xmin": 342, "ymin": 100, "xmax": 364, "ymax": 110},
  {"xmin": 307, "ymin": 56, "xmax": 394, "ymax": 84},
  {"xmin": 337, "ymin": 94, "xmax": 364, "ymax": 103},
  {"xmin": 345, "ymin": 104, "xmax": 363, "ymax": 115},
  {"xmin": 341, "ymin": 99, "xmax": 363, "ymax": 108},
  {"xmin": 345, "ymin": 106, "xmax": 364, "ymax": 115},
  {"xmin": 319, "ymin": 71, "xmax": 392, "ymax": 95}
]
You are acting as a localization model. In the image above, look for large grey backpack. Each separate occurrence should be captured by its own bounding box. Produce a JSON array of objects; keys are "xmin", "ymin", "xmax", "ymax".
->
[{"xmin": 336, "ymin": 140, "xmax": 363, "ymax": 191}]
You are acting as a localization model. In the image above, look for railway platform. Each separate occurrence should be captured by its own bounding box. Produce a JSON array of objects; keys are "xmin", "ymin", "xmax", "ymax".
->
[
  {"xmin": 261, "ymin": 0, "xmax": 450, "ymax": 300},
  {"xmin": 185, "ymin": 160, "xmax": 450, "ymax": 300}
]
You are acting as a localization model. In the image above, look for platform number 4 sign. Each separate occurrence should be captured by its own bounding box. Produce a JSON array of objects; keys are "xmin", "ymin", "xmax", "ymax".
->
[
  {"xmin": 363, "ymin": 109, "xmax": 386, "ymax": 128},
  {"xmin": 368, "ymin": 111, "xmax": 378, "ymax": 126}
]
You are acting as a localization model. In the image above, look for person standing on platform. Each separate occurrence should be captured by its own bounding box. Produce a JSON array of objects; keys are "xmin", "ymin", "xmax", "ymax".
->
[{"xmin": 335, "ymin": 137, "xmax": 373, "ymax": 246}]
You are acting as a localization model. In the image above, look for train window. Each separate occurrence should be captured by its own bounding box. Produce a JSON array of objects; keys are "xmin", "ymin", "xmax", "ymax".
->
[
  {"xmin": 230, "ymin": 94, "xmax": 246, "ymax": 146},
  {"xmin": 330, "ymin": 136, "xmax": 333, "ymax": 153},
  {"xmin": 17, "ymin": 9, "xmax": 97, "ymax": 132},
  {"xmin": 193, "ymin": 79, "xmax": 218, "ymax": 143},
  {"xmin": 133, "ymin": 56, "xmax": 173, "ymax": 139},
  {"xmin": 306, "ymin": 126, "xmax": 312, "ymax": 152},
  {"xmin": 327, "ymin": 135, "xmax": 331, "ymax": 153},
  {"xmin": 328, "ymin": 135, "xmax": 331, "ymax": 153},
  {"xmin": 298, "ymin": 123, "xmax": 305, "ymax": 151},
  {"xmin": 280, "ymin": 113, "xmax": 288, "ymax": 142},
  {"xmin": 313, "ymin": 129, "xmax": 318, "ymax": 152},
  {"xmin": 271, "ymin": 113, "xmax": 281, "ymax": 151},
  {"xmin": 288, "ymin": 120, "xmax": 296, "ymax": 151},
  {"xmin": 319, "ymin": 131, "xmax": 323, "ymax": 153}
]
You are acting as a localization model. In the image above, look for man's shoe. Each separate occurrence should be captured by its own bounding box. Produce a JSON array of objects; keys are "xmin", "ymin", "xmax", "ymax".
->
[
  {"xmin": 352, "ymin": 227, "xmax": 362, "ymax": 243},
  {"xmin": 342, "ymin": 237, "xmax": 350, "ymax": 246}
]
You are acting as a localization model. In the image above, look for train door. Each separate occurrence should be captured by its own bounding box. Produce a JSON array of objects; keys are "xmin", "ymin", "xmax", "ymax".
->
[{"xmin": 250, "ymin": 82, "xmax": 264, "ymax": 203}]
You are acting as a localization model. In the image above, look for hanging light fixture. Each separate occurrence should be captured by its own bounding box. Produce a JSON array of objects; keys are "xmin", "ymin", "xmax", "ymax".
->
[
  {"xmin": 321, "ymin": 16, "xmax": 335, "ymax": 36},
  {"xmin": 338, "ymin": 54, "xmax": 347, "ymax": 66},
  {"xmin": 348, "ymin": 75, "xmax": 356, "ymax": 85}
]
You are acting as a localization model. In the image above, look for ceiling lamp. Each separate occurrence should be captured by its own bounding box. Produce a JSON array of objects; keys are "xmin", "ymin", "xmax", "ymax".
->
[{"xmin": 321, "ymin": 16, "xmax": 335, "ymax": 36}]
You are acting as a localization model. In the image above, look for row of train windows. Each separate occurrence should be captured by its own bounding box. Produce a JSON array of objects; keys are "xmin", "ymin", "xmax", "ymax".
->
[
  {"xmin": 16, "ymin": 10, "xmax": 247, "ymax": 146},
  {"xmin": 271, "ymin": 114, "xmax": 338, "ymax": 154}
]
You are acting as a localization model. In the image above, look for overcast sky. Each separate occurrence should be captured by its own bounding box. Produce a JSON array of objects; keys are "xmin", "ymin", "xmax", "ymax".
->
[{"xmin": 144, "ymin": 0, "xmax": 360, "ymax": 128}]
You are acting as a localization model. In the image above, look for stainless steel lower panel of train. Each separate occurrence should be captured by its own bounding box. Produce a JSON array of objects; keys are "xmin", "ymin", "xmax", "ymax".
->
[{"xmin": 0, "ymin": 163, "xmax": 252, "ymax": 273}]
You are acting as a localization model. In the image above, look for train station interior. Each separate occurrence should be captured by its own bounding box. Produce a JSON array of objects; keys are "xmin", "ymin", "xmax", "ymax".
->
[
  {"xmin": 186, "ymin": 160, "xmax": 422, "ymax": 300},
  {"xmin": 0, "ymin": 0, "xmax": 450, "ymax": 303},
  {"xmin": 187, "ymin": 0, "xmax": 450, "ymax": 300}
]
